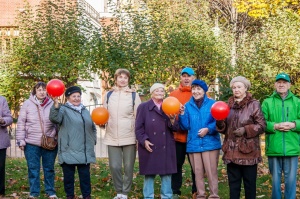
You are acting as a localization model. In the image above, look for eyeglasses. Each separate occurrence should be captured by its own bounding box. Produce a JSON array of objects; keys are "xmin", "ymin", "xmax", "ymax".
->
[{"xmin": 36, "ymin": 89, "xmax": 46, "ymax": 92}]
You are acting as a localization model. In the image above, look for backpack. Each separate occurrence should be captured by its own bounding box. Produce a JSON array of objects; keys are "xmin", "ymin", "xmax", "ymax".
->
[{"xmin": 106, "ymin": 91, "xmax": 136, "ymax": 110}]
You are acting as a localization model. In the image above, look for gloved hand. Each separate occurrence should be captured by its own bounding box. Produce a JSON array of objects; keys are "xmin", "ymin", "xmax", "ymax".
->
[
  {"xmin": 216, "ymin": 120, "xmax": 225, "ymax": 128},
  {"xmin": 233, "ymin": 127, "xmax": 245, "ymax": 137}
]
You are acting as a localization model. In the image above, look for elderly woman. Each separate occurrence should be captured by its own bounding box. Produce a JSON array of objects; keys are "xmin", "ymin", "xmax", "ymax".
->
[
  {"xmin": 103, "ymin": 68, "xmax": 141, "ymax": 199},
  {"xmin": 0, "ymin": 96, "xmax": 13, "ymax": 197},
  {"xmin": 216, "ymin": 76, "xmax": 266, "ymax": 199},
  {"xmin": 16, "ymin": 82, "xmax": 58, "ymax": 199},
  {"xmin": 135, "ymin": 83, "xmax": 177, "ymax": 199},
  {"xmin": 50, "ymin": 86, "xmax": 96, "ymax": 199},
  {"xmin": 179, "ymin": 79, "xmax": 221, "ymax": 199}
]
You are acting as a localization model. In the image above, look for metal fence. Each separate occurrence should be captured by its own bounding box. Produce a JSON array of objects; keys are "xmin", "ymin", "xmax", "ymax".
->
[
  {"xmin": 6, "ymin": 126, "xmax": 108, "ymax": 158},
  {"xmin": 6, "ymin": 103, "xmax": 109, "ymax": 158}
]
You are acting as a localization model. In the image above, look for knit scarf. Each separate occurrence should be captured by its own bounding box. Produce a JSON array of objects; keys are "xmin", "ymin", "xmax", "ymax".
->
[
  {"xmin": 34, "ymin": 96, "xmax": 49, "ymax": 107},
  {"xmin": 66, "ymin": 101, "xmax": 84, "ymax": 113}
]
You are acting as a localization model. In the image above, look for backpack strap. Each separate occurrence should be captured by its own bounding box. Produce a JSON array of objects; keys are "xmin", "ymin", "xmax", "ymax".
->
[
  {"xmin": 106, "ymin": 91, "xmax": 136, "ymax": 111},
  {"xmin": 106, "ymin": 91, "xmax": 113, "ymax": 109},
  {"xmin": 132, "ymin": 92, "xmax": 136, "ymax": 110}
]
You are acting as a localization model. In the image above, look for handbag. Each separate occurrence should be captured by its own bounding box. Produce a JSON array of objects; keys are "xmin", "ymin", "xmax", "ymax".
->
[{"xmin": 36, "ymin": 105, "xmax": 57, "ymax": 150}]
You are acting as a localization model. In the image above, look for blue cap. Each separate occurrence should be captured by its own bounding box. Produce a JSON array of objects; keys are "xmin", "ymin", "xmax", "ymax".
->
[
  {"xmin": 181, "ymin": 67, "xmax": 195, "ymax": 76},
  {"xmin": 191, "ymin": 79, "xmax": 208, "ymax": 92}
]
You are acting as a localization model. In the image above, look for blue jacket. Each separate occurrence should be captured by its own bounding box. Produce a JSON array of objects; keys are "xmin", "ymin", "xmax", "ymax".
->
[{"xmin": 179, "ymin": 95, "xmax": 221, "ymax": 153}]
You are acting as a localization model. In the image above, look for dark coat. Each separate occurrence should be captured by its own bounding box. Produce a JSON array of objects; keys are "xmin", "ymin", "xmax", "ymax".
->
[
  {"xmin": 135, "ymin": 99, "xmax": 177, "ymax": 175},
  {"xmin": 216, "ymin": 92, "xmax": 266, "ymax": 165}
]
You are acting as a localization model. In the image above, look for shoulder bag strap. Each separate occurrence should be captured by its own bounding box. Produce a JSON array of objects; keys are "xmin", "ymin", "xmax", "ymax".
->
[{"xmin": 36, "ymin": 104, "xmax": 45, "ymax": 135}]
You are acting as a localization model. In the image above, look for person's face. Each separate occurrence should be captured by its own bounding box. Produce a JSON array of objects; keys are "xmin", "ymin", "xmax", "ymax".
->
[
  {"xmin": 151, "ymin": 88, "xmax": 165, "ymax": 100},
  {"xmin": 275, "ymin": 80, "xmax": 290, "ymax": 94},
  {"xmin": 232, "ymin": 82, "xmax": 247, "ymax": 99},
  {"xmin": 35, "ymin": 86, "xmax": 47, "ymax": 100},
  {"xmin": 67, "ymin": 92, "xmax": 81, "ymax": 106},
  {"xmin": 116, "ymin": 73, "xmax": 129, "ymax": 87},
  {"xmin": 192, "ymin": 85, "xmax": 205, "ymax": 100},
  {"xmin": 180, "ymin": 73, "xmax": 195, "ymax": 87}
]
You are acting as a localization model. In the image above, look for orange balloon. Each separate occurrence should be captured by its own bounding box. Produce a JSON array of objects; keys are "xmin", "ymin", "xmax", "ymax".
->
[
  {"xmin": 91, "ymin": 107, "xmax": 109, "ymax": 125},
  {"xmin": 162, "ymin": 96, "xmax": 180, "ymax": 115}
]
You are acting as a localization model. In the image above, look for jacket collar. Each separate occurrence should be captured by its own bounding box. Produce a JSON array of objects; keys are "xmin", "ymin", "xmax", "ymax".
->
[
  {"xmin": 179, "ymin": 84, "xmax": 191, "ymax": 92},
  {"xmin": 228, "ymin": 92, "xmax": 253, "ymax": 109},
  {"xmin": 271, "ymin": 90, "xmax": 293, "ymax": 100},
  {"xmin": 112, "ymin": 86, "xmax": 136, "ymax": 93},
  {"xmin": 148, "ymin": 99, "xmax": 163, "ymax": 116}
]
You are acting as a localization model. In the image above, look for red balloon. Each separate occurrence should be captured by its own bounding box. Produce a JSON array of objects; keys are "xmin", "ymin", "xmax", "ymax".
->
[
  {"xmin": 210, "ymin": 101, "xmax": 230, "ymax": 120},
  {"xmin": 162, "ymin": 96, "xmax": 180, "ymax": 115},
  {"xmin": 91, "ymin": 107, "xmax": 109, "ymax": 125},
  {"xmin": 46, "ymin": 79, "xmax": 65, "ymax": 97}
]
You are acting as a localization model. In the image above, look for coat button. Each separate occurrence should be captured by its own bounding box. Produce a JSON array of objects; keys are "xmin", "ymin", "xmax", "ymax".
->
[
  {"xmin": 163, "ymin": 146, "xmax": 166, "ymax": 149},
  {"xmin": 163, "ymin": 132, "xmax": 165, "ymax": 135},
  {"xmin": 154, "ymin": 132, "xmax": 156, "ymax": 135},
  {"xmin": 152, "ymin": 119, "xmax": 155, "ymax": 121}
]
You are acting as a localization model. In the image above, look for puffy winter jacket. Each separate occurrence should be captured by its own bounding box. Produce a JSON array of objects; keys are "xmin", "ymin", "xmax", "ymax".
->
[
  {"xmin": 262, "ymin": 90, "xmax": 300, "ymax": 156},
  {"xmin": 16, "ymin": 95, "xmax": 56, "ymax": 147},
  {"xmin": 103, "ymin": 86, "xmax": 141, "ymax": 146},
  {"xmin": 169, "ymin": 84, "xmax": 192, "ymax": 143},
  {"xmin": 179, "ymin": 95, "xmax": 221, "ymax": 153},
  {"xmin": 49, "ymin": 103, "xmax": 97, "ymax": 164},
  {"xmin": 0, "ymin": 96, "xmax": 13, "ymax": 149}
]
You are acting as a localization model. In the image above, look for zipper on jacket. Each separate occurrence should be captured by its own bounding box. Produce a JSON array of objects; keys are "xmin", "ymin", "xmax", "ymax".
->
[
  {"xmin": 281, "ymin": 99, "xmax": 286, "ymax": 156},
  {"xmin": 117, "ymin": 91, "xmax": 121, "ymax": 146},
  {"xmin": 80, "ymin": 113, "xmax": 87, "ymax": 164}
]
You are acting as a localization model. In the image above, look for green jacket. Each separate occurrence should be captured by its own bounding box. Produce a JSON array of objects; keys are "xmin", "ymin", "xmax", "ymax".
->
[
  {"xmin": 50, "ymin": 104, "xmax": 97, "ymax": 164},
  {"xmin": 262, "ymin": 90, "xmax": 300, "ymax": 156}
]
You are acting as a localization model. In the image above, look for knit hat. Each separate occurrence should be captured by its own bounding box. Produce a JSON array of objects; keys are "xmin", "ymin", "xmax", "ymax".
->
[
  {"xmin": 181, "ymin": 67, "xmax": 195, "ymax": 76},
  {"xmin": 191, "ymin": 79, "xmax": 208, "ymax": 92},
  {"xmin": 150, "ymin": 83, "xmax": 165, "ymax": 94},
  {"xmin": 65, "ymin": 86, "xmax": 82, "ymax": 97},
  {"xmin": 230, "ymin": 76, "xmax": 251, "ymax": 90},
  {"xmin": 276, "ymin": 73, "xmax": 290, "ymax": 82}
]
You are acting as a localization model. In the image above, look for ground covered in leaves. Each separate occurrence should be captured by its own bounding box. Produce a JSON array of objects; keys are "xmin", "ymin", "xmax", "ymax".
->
[{"xmin": 3, "ymin": 157, "xmax": 300, "ymax": 199}]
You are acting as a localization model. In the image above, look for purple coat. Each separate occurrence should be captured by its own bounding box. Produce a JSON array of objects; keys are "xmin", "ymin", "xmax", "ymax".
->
[
  {"xmin": 135, "ymin": 99, "xmax": 177, "ymax": 175},
  {"xmin": 0, "ymin": 96, "xmax": 13, "ymax": 149}
]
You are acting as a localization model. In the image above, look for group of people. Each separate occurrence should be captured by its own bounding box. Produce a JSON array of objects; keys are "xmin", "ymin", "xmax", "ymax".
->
[{"xmin": 0, "ymin": 67, "xmax": 299, "ymax": 199}]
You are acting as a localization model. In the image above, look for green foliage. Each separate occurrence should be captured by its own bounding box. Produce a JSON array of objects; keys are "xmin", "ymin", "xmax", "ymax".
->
[
  {"xmin": 0, "ymin": 0, "xmax": 100, "ymax": 112},
  {"xmin": 93, "ymin": 0, "xmax": 230, "ymax": 94}
]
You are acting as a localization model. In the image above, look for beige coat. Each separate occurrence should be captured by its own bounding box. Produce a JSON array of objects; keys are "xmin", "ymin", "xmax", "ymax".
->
[{"xmin": 103, "ymin": 86, "xmax": 141, "ymax": 146}]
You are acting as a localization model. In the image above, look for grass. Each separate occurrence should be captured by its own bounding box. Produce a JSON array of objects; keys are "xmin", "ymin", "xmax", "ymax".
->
[{"xmin": 3, "ymin": 157, "xmax": 300, "ymax": 199}]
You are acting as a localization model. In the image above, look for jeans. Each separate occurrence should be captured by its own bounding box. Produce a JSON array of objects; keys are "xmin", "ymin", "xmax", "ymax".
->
[
  {"xmin": 171, "ymin": 141, "xmax": 197, "ymax": 195},
  {"xmin": 24, "ymin": 144, "xmax": 57, "ymax": 197},
  {"xmin": 268, "ymin": 156, "xmax": 298, "ymax": 199},
  {"xmin": 227, "ymin": 163, "xmax": 257, "ymax": 199},
  {"xmin": 0, "ymin": 148, "xmax": 6, "ymax": 195},
  {"xmin": 108, "ymin": 145, "xmax": 136, "ymax": 195},
  {"xmin": 61, "ymin": 163, "xmax": 91, "ymax": 198},
  {"xmin": 143, "ymin": 175, "xmax": 172, "ymax": 199}
]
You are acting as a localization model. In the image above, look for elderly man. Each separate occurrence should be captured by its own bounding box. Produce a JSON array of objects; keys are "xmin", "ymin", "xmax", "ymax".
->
[
  {"xmin": 262, "ymin": 73, "xmax": 300, "ymax": 199},
  {"xmin": 170, "ymin": 67, "xmax": 197, "ymax": 199}
]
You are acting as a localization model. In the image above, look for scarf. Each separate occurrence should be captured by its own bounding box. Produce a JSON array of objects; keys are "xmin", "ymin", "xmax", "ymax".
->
[
  {"xmin": 194, "ymin": 97, "xmax": 204, "ymax": 108},
  {"xmin": 66, "ymin": 101, "xmax": 84, "ymax": 113},
  {"xmin": 34, "ymin": 95, "xmax": 49, "ymax": 107}
]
